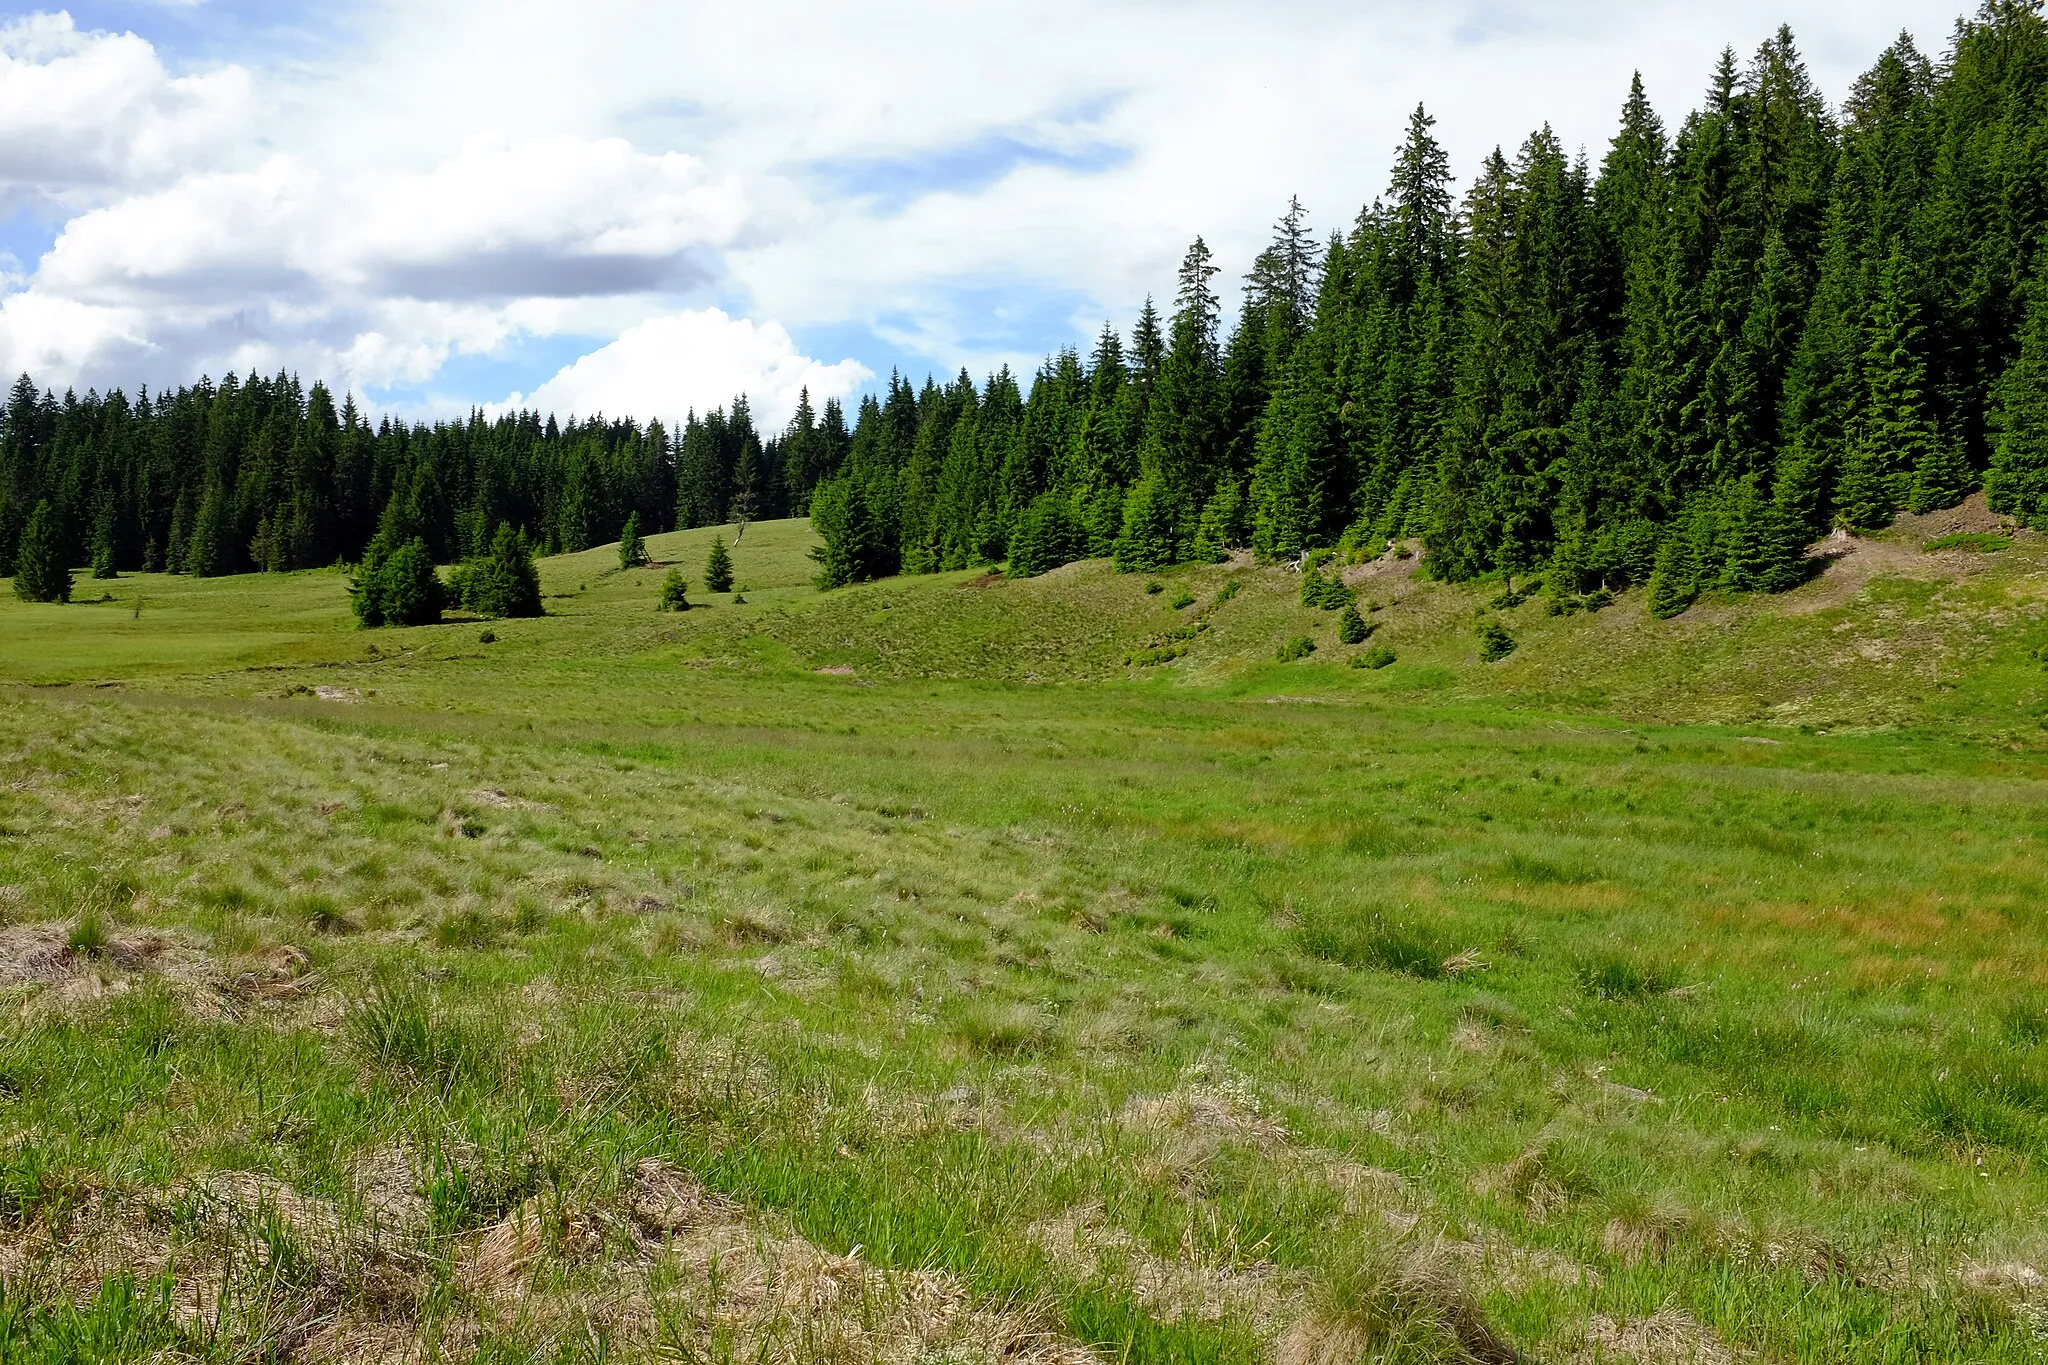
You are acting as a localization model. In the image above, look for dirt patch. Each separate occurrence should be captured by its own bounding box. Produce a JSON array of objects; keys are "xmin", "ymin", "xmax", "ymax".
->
[
  {"xmin": 314, "ymin": 686, "xmax": 363, "ymax": 704},
  {"xmin": 813, "ymin": 665, "xmax": 857, "ymax": 676}
]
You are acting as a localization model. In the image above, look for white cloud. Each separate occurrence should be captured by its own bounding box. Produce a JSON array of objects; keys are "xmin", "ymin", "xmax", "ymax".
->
[
  {"xmin": 0, "ymin": 13, "xmax": 251, "ymax": 206},
  {"xmin": 509, "ymin": 309, "xmax": 869, "ymax": 430}
]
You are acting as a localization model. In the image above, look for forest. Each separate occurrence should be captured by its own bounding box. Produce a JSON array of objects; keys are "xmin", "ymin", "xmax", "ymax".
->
[{"xmin": 4, "ymin": 4, "xmax": 2048, "ymax": 616}]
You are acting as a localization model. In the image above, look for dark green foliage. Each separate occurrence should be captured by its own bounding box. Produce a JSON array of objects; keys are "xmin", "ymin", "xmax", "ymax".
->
[
  {"xmin": 704, "ymin": 535, "xmax": 734, "ymax": 592},
  {"xmin": 1112, "ymin": 472, "xmax": 1180, "ymax": 572},
  {"xmin": 1646, "ymin": 532, "xmax": 1697, "ymax": 619},
  {"xmin": 1354, "ymin": 644, "xmax": 1397, "ymax": 669},
  {"xmin": 1189, "ymin": 480, "xmax": 1246, "ymax": 562},
  {"xmin": 1989, "ymin": 265, "xmax": 2048, "ymax": 528},
  {"xmin": 1005, "ymin": 493, "xmax": 1085, "ymax": 578},
  {"xmin": 811, "ymin": 477, "xmax": 895, "ymax": 588},
  {"xmin": 658, "ymin": 569, "xmax": 690, "ymax": 611},
  {"xmin": 1476, "ymin": 618, "xmax": 1517, "ymax": 661},
  {"xmin": 9, "ymin": 501, "xmax": 69, "ymax": 603},
  {"xmin": 451, "ymin": 524, "xmax": 542, "ymax": 619},
  {"xmin": 351, "ymin": 536, "xmax": 443, "ymax": 628},
  {"xmin": 1337, "ymin": 605, "xmax": 1371, "ymax": 644},
  {"xmin": 617, "ymin": 512, "xmax": 646, "ymax": 568},
  {"xmin": 1276, "ymin": 634, "xmax": 1316, "ymax": 661},
  {"xmin": 1170, "ymin": 589, "xmax": 1196, "ymax": 610}
]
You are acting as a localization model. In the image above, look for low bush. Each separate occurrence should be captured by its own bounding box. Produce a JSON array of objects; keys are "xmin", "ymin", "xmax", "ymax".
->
[
  {"xmin": 1476, "ymin": 619, "xmax": 1517, "ymax": 662},
  {"xmin": 1277, "ymin": 634, "xmax": 1316, "ymax": 662}
]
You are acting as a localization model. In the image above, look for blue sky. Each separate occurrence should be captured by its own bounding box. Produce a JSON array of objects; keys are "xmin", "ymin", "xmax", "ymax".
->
[{"xmin": 0, "ymin": 0, "xmax": 1961, "ymax": 428}]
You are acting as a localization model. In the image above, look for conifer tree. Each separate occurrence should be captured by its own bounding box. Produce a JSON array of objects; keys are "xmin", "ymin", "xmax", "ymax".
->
[
  {"xmin": 1839, "ymin": 246, "xmax": 1941, "ymax": 529},
  {"xmin": 704, "ymin": 535, "xmax": 734, "ymax": 592},
  {"xmin": 1645, "ymin": 529, "xmax": 1697, "ymax": 618},
  {"xmin": 89, "ymin": 494, "xmax": 118, "ymax": 579},
  {"xmin": 618, "ymin": 511, "xmax": 646, "ymax": 569},
  {"xmin": 455, "ymin": 523, "xmax": 543, "ymax": 619},
  {"xmin": 1989, "ymin": 262, "xmax": 2048, "ymax": 527},
  {"xmin": 730, "ymin": 442, "xmax": 760, "ymax": 540},
  {"xmin": 1190, "ymin": 481, "xmax": 1246, "ymax": 562},
  {"xmin": 1112, "ymin": 472, "xmax": 1179, "ymax": 572},
  {"xmin": 659, "ymin": 568, "xmax": 690, "ymax": 611},
  {"xmin": 11, "ymin": 500, "xmax": 70, "ymax": 603}
]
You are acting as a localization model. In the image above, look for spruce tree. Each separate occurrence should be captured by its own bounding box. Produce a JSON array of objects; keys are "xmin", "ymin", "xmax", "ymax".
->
[
  {"xmin": 1190, "ymin": 481, "xmax": 1246, "ymax": 562},
  {"xmin": 457, "ymin": 524, "xmax": 543, "ymax": 619},
  {"xmin": 1112, "ymin": 472, "xmax": 1179, "ymax": 572},
  {"xmin": 1646, "ymin": 530, "xmax": 1697, "ymax": 618},
  {"xmin": 658, "ymin": 568, "xmax": 690, "ymax": 611},
  {"xmin": 376, "ymin": 538, "xmax": 443, "ymax": 626},
  {"xmin": 11, "ymin": 500, "xmax": 70, "ymax": 603},
  {"xmin": 618, "ymin": 512, "xmax": 646, "ymax": 569},
  {"xmin": 1989, "ymin": 263, "xmax": 2048, "ymax": 527},
  {"xmin": 1908, "ymin": 438, "xmax": 1974, "ymax": 514},
  {"xmin": 89, "ymin": 495, "xmax": 118, "ymax": 579},
  {"xmin": 1840, "ymin": 246, "xmax": 1941, "ymax": 529},
  {"xmin": 704, "ymin": 535, "xmax": 734, "ymax": 592}
]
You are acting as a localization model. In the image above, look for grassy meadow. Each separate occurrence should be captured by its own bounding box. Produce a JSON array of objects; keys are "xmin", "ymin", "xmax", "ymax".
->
[{"xmin": 3, "ymin": 512, "xmax": 2048, "ymax": 1363}]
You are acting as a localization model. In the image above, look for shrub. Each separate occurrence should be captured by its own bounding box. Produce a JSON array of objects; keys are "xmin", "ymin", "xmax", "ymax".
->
[
  {"xmin": 1337, "ymin": 604, "xmax": 1371, "ymax": 644},
  {"xmin": 658, "ymin": 568, "xmax": 690, "ymax": 611},
  {"xmin": 1214, "ymin": 579, "xmax": 1242, "ymax": 605},
  {"xmin": 1476, "ymin": 619, "xmax": 1516, "ymax": 662},
  {"xmin": 1354, "ymin": 645, "xmax": 1397, "ymax": 670},
  {"xmin": 1170, "ymin": 590, "xmax": 1195, "ymax": 610},
  {"xmin": 704, "ymin": 536, "xmax": 734, "ymax": 592},
  {"xmin": 1277, "ymin": 634, "xmax": 1316, "ymax": 662},
  {"xmin": 451, "ymin": 524, "xmax": 543, "ymax": 619},
  {"xmin": 351, "ymin": 536, "xmax": 443, "ymax": 628},
  {"xmin": 1144, "ymin": 579, "xmax": 1164, "ymax": 595}
]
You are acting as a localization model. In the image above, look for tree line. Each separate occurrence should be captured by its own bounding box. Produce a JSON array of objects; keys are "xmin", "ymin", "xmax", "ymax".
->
[
  {"xmin": 811, "ymin": 5, "xmax": 2048, "ymax": 610},
  {"xmin": 6, "ymin": 6, "xmax": 2048, "ymax": 617},
  {"xmin": 0, "ymin": 367, "xmax": 848, "ymax": 591}
]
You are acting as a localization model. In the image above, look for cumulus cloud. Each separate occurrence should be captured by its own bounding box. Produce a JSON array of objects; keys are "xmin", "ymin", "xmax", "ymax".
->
[
  {"xmin": 0, "ymin": 13, "xmax": 251, "ymax": 206},
  {"xmin": 0, "ymin": 133, "xmax": 757, "ymax": 398},
  {"xmin": 509, "ymin": 310, "xmax": 869, "ymax": 430}
]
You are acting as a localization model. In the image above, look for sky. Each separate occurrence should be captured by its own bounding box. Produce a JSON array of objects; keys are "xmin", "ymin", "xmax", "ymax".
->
[{"xmin": 0, "ymin": 0, "xmax": 1964, "ymax": 431}]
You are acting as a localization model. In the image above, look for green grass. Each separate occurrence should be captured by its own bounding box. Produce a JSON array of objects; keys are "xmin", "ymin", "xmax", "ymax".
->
[{"xmin": 2, "ymin": 517, "xmax": 2048, "ymax": 1360}]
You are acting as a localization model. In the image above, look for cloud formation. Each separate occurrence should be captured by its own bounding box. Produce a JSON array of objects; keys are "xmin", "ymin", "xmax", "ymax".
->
[
  {"xmin": 510, "ymin": 310, "xmax": 869, "ymax": 427},
  {"xmin": 0, "ymin": 13, "xmax": 250, "ymax": 206}
]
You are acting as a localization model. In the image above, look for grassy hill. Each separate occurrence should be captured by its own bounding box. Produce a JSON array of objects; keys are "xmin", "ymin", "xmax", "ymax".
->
[{"xmin": 2, "ymin": 512, "xmax": 2047, "ymax": 1363}]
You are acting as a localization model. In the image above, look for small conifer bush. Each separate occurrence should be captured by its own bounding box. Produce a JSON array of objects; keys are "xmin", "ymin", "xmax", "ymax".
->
[
  {"xmin": 1477, "ymin": 619, "xmax": 1517, "ymax": 662},
  {"xmin": 1337, "ymin": 604, "xmax": 1371, "ymax": 644},
  {"xmin": 1276, "ymin": 634, "xmax": 1316, "ymax": 662},
  {"xmin": 451, "ymin": 524, "xmax": 543, "ymax": 619},
  {"xmin": 1171, "ymin": 590, "xmax": 1195, "ymax": 610},
  {"xmin": 1145, "ymin": 580, "xmax": 1164, "ymax": 595},
  {"xmin": 1353, "ymin": 645, "xmax": 1397, "ymax": 669},
  {"xmin": 617, "ymin": 512, "xmax": 647, "ymax": 569},
  {"xmin": 351, "ymin": 536, "xmax": 443, "ymax": 627},
  {"xmin": 704, "ymin": 536, "xmax": 734, "ymax": 592},
  {"xmin": 658, "ymin": 568, "xmax": 691, "ymax": 611}
]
